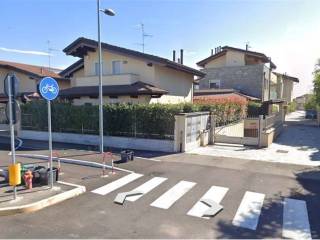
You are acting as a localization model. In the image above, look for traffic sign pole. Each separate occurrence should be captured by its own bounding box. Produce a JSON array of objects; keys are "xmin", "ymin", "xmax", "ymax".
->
[
  {"xmin": 48, "ymin": 100, "xmax": 53, "ymax": 188},
  {"xmin": 39, "ymin": 77, "xmax": 59, "ymax": 189},
  {"xmin": 7, "ymin": 75, "xmax": 17, "ymax": 200}
]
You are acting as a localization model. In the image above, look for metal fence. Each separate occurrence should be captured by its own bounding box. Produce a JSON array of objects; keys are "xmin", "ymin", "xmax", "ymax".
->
[
  {"xmin": 21, "ymin": 113, "xmax": 174, "ymax": 140},
  {"xmin": 0, "ymin": 105, "xmax": 6, "ymax": 124},
  {"xmin": 264, "ymin": 113, "xmax": 283, "ymax": 130}
]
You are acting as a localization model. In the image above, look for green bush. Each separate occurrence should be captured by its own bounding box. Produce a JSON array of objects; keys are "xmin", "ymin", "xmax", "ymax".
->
[
  {"xmin": 247, "ymin": 101, "xmax": 262, "ymax": 117},
  {"xmin": 21, "ymin": 100, "xmax": 246, "ymax": 139},
  {"xmin": 304, "ymin": 95, "xmax": 318, "ymax": 110},
  {"xmin": 287, "ymin": 101, "xmax": 297, "ymax": 113}
]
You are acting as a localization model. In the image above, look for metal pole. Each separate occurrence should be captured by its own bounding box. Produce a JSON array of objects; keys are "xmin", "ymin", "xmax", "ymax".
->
[
  {"xmin": 8, "ymin": 75, "xmax": 17, "ymax": 199},
  {"xmin": 48, "ymin": 100, "xmax": 53, "ymax": 188},
  {"xmin": 97, "ymin": 0, "xmax": 104, "ymax": 153}
]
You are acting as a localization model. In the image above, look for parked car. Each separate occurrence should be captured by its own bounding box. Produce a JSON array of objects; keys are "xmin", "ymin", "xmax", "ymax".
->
[{"xmin": 305, "ymin": 109, "xmax": 317, "ymax": 119}]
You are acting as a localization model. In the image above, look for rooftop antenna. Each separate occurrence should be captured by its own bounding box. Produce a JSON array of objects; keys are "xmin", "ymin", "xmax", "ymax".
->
[
  {"xmin": 245, "ymin": 41, "xmax": 251, "ymax": 51},
  {"xmin": 138, "ymin": 23, "xmax": 152, "ymax": 53},
  {"xmin": 46, "ymin": 40, "xmax": 60, "ymax": 71}
]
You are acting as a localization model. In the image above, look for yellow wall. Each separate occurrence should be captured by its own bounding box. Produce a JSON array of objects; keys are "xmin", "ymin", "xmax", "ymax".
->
[
  {"xmin": 71, "ymin": 48, "xmax": 194, "ymax": 104},
  {"xmin": 0, "ymin": 68, "xmax": 37, "ymax": 94},
  {"xmin": 73, "ymin": 95, "xmax": 151, "ymax": 105},
  {"xmin": 204, "ymin": 54, "xmax": 226, "ymax": 68},
  {"xmin": 203, "ymin": 51, "xmax": 245, "ymax": 68},
  {"xmin": 225, "ymin": 50, "xmax": 245, "ymax": 66},
  {"xmin": 0, "ymin": 67, "xmax": 70, "ymax": 95}
]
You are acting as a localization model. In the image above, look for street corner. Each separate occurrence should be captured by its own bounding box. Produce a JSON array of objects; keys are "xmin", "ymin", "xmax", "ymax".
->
[{"xmin": 0, "ymin": 181, "xmax": 86, "ymax": 216}]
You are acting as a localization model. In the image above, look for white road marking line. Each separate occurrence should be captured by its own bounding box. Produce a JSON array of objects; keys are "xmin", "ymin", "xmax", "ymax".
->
[
  {"xmin": 91, "ymin": 173, "xmax": 143, "ymax": 195},
  {"xmin": 135, "ymin": 156, "xmax": 161, "ymax": 162},
  {"xmin": 232, "ymin": 191, "xmax": 265, "ymax": 230},
  {"xmin": 126, "ymin": 177, "xmax": 167, "ymax": 202},
  {"xmin": 187, "ymin": 186, "xmax": 229, "ymax": 219},
  {"xmin": 150, "ymin": 180, "xmax": 196, "ymax": 209},
  {"xmin": 283, "ymin": 198, "xmax": 312, "ymax": 240}
]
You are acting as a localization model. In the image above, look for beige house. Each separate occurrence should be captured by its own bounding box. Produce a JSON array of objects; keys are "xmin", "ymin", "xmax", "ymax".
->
[
  {"xmin": 197, "ymin": 46, "xmax": 298, "ymax": 103},
  {"xmin": 273, "ymin": 72, "xmax": 299, "ymax": 103},
  {"xmin": 59, "ymin": 37, "xmax": 204, "ymax": 105},
  {"xmin": 0, "ymin": 60, "xmax": 70, "ymax": 103}
]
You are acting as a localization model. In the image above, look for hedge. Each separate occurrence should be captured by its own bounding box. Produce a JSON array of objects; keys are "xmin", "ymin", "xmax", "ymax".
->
[{"xmin": 21, "ymin": 100, "xmax": 247, "ymax": 139}]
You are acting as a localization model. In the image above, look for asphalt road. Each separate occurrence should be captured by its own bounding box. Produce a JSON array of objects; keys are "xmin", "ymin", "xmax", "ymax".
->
[{"xmin": 0, "ymin": 137, "xmax": 320, "ymax": 238}]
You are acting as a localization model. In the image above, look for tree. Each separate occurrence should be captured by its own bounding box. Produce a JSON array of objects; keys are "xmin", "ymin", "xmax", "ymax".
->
[{"xmin": 314, "ymin": 61, "xmax": 320, "ymax": 105}]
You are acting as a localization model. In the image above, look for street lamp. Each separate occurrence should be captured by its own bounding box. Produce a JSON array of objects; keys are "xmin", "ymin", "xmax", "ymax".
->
[{"xmin": 97, "ymin": 0, "xmax": 115, "ymax": 153}]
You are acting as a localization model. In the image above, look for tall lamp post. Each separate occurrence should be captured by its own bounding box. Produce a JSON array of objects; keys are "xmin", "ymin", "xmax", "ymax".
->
[{"xmin": 97, "ymin": 0, "xmax": 115, "ymax": 153}]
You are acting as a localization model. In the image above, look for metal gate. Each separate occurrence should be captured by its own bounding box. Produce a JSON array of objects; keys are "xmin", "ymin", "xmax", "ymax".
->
[
  {"xmin": 214, "ymin": 117, "xmax": 260, "ymax": 146},
  {"xmin": 214, "ymin": 119, "xmax": 245, "ymax": 144}
]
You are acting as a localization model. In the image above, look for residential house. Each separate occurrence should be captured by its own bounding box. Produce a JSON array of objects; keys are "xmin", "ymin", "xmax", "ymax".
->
[
  {"xmin": 59, "ymin": 37, "xmax": 204, "ymax": 105},
  {"xmin": 0, "ymin": 60, "xmax": 70, "ymax": 103},
  {"xmin": 273, "ymin": 72, "xmax": 299, "ymax": 103},
  {"xmin": 294, "ymin": 94, "xmax": 313, "ymax": 110},
  {"xmin": 196, "ymin": 46, "xmax": 299, "ymax": 104}
]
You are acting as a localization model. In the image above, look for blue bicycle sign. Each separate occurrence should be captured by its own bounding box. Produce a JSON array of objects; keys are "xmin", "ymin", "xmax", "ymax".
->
[{"xmin": 39, "ymin": 77, "xmax": 59, "ymax": 101}]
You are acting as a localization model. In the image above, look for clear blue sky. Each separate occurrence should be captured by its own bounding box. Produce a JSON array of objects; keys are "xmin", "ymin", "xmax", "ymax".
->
[{"xmin": 1, "ymin": 0, "xmax": 320, "ymax": 97}]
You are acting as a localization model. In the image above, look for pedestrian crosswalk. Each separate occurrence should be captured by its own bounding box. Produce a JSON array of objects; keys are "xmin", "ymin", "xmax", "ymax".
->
[
  {"xmin": 91, "ymin": 173, "xmax": 312, "ymax": 238},
  {"xmin": 150, "ymin": 180, "xmax": 196, "ymax": 209}
]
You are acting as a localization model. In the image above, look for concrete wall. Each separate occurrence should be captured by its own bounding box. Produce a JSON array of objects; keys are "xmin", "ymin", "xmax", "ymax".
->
[
  {"xmin": 199, "ymin": 64, "xmax": 265, "ymax": 99},
  {"xmin": 20, "ymin": 130, "xmax": 175, "ymax": 153},
  {"xmin": 282, "ymin": 78, "xmax": 294, "ymax": 102}
]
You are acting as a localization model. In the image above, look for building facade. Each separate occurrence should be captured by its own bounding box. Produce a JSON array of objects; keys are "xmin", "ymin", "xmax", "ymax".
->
[
  {"xmin": 60, "ymin": 38, "xmax": 204, "ymax": 105},
  {"xmin": 196, "ymin": 46, "xmax": 298, "ymax": 103}
]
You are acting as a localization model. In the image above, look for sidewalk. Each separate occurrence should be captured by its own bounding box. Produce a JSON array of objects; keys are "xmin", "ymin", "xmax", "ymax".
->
[{"xmin": 190, "ymin": 111, "xmax": 320, "ymax": 166}]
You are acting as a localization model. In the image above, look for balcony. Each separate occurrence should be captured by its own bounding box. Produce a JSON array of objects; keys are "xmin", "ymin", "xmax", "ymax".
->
[{"xmin": 75, "ymin": 73, "xmax": 140, "ymax": 87}]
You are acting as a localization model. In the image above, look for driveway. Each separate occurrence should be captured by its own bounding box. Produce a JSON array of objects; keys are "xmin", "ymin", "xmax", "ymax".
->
[{"xmin": 190, "ymin": 111, "xmax": 320, "ymax": 166}]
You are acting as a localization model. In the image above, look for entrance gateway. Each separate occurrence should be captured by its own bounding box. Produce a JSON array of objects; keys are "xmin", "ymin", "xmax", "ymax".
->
[{"xmin": 214, "ymin": 116, "xmax": 261, "ymax": 146}]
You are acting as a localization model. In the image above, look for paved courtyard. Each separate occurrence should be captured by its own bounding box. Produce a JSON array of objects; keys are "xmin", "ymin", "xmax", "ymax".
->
[{"xmin": 190, "ymin": 111, "xmax": 320, "ymax": 166}]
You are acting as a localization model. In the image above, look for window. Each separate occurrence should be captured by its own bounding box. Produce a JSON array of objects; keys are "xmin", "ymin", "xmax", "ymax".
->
[
  {"xmin": 112, "ymin": 61, "xmax": 122, "ymax": 74},
  {"xmin": 209, "ymin": 79, "xmax": 221, "ymax": 89},
  {"xmin": 95, "ymin": 62, "xmax": 103, "ymax": 76}
]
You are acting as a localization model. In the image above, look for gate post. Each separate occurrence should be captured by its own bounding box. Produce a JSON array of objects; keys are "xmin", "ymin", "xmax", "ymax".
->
[
  {"xmin": 209, "ymin": 113, "xmax": 215, "ymax": 145},
  {"xmin": 258, "ymin": 115, "xmax": 264, "ymax": 148},
  {"xmin": 174, "ymin": 114, "xmax": 187, "ymax": 152}
]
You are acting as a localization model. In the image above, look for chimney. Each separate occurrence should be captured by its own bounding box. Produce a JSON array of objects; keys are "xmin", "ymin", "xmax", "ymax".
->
[
  {"xmin": 173, "ymin": 50, "xmax": 176, "ymax": 62},
  {"xmin": 211, "ymin": 49, "xmax": 214, "ymax": 56},
  {"xmin": 177, "ymin": 58, "xmax": 181, "ymax": 64},
  {"xmin": 180, "ymin": 49, "xmax": 183, "ymax": 64}
]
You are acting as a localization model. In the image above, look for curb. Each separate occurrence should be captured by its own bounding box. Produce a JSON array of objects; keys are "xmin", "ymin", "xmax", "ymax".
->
[{"xmin": 0, "ymin": 181, "xmax": 86, "ymax": 216}]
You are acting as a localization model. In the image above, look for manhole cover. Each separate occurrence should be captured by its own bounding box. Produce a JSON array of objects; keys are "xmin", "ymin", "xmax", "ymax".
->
[{"xmin": 276, "ymin": 150, "xmax": 289, "ymax": 153}]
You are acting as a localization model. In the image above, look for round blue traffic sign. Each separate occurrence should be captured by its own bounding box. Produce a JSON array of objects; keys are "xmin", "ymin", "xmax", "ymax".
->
[{"xmin": 39, "ymin": 77, "xmax": 59, "ymax": 101}]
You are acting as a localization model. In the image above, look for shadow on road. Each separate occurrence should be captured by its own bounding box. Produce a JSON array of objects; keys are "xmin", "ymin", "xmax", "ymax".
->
[{"xmin": 214, "ymin": 168, "xmax": 320, "ymax": 238}]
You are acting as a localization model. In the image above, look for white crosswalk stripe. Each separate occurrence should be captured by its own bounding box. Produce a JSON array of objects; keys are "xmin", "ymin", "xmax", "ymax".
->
[
  {"xmin": 283, "ymin": 198, "xmax": 312, "ymax": 240},
  {"xmin": 187, "ymin": 185, "xmax": 229, "ymax": 219},
  {"xmin": 150, "ymin": 180, "xmax": 196, "ymax": 209},
  {"xmin": 91, "ymin": 175, "xmax": 314, "ymax": 236},
  {"xmin": 126, "ymin": 177, "xmax": 168, "ymax": 202},
  {"xmin": 232, "ymin": 191, "xmax": 265, "ymax": 230},
  {"xmin": 91, "ymin": 173, "xmax": 143, "ymax": 195}
]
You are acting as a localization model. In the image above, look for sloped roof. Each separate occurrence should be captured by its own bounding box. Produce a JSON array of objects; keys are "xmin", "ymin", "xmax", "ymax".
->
[
  {"xmin": 0, "ymin": 60, "xmax": 68, "ymax": 81},
  {"xmin": 274, "ymin": 72, "xmax": 299, "ymax": 83},
  {"xmin": 194, "ymin": 88, "xmax": 260, "ymax": 101},
  {"xmin": 62, "ymin": 37, "xmax": 205, "ymax": 77},
  {"xmin": 59, "ymin": 81, "xmax": 168, "ymax": 99},
  {"xmin": 197, "ymin": 46, "xmax": 276, "ymax": 69}
]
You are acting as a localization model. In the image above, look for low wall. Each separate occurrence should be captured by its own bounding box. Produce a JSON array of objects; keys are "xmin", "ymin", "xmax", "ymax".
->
[{"xmin": 20, "ymin": 130, "xmax": 175, "ymax": 153}]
